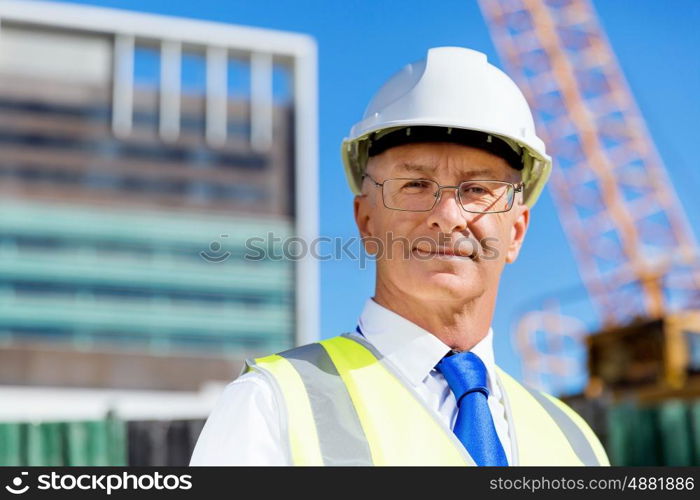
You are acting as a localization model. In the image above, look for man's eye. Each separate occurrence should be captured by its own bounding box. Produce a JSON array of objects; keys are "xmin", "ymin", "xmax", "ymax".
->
[
  {"xmin": 402, "ymin": 180, "xmax": 431, "ymax": 190},
  {"xmin": 462, "ymin": 184, "xmax": 489, "ymax": 195}
]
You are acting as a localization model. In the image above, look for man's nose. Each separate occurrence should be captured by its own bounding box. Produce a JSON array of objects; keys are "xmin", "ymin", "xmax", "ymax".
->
[{"xmin": 426, "ymin": 187, "xmax": 470, "ymax": 234}]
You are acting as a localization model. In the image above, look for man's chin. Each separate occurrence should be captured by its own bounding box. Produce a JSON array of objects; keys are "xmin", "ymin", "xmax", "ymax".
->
[
  {"xmin": 414, "ymin": 280, "xmax": 483, "ymax": 302},
  {"xmin": 409, "ymin": 267, "xmax": 482, "ymax": 291}
]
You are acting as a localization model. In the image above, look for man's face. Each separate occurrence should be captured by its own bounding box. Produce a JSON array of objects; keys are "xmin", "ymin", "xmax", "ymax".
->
[{"xmin": 354, "ymin": 141, "xmax": 530, "ymax": 304}]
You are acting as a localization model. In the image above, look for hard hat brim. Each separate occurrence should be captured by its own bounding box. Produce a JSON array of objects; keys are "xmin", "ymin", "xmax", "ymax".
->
[{"xmin": 342, "ymin": 124, "xmax": 551, "ymax": 208}]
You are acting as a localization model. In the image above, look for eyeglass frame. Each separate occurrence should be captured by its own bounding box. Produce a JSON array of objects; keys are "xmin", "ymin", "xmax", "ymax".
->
[{"xmin": 360, "ymin": 171, "xmax": 524, "ymax": 214}]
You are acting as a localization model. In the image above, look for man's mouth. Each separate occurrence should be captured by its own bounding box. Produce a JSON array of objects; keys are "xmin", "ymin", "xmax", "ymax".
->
[{"xmin": 412, "ymin": 244, "xmax": 477, "ymax": 260}]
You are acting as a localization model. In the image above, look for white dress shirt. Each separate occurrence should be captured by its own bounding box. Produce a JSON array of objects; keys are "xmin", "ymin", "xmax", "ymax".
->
[{"xmin": 190, "ymin": 297, "xmax": 515, "ymax": 466}]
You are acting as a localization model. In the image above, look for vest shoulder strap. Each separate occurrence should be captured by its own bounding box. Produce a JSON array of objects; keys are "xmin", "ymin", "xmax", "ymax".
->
[
  {"xmin": 533, "ymin": 390, "xmax": 610, "ymax": 466},
  {"xmin": 242, "ymin": 340, "xmax": 375, "ymax": 465},
  {"xmin": 242, "ymin": 352, "xmax": 324, "ymax": 465},
  {"xmin": 496, "ymin": 367, "xmax": 609, "ymax": 466}
]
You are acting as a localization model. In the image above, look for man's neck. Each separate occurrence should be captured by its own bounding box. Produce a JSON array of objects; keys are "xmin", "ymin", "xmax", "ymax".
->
[{"xmin": 371, "ymin": 288, "xmax": 496, "ymax": 352}]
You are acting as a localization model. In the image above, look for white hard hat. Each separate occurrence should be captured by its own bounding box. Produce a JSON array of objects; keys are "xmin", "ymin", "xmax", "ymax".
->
[{"xmin": 341, "ymin": 46, "xmax": 552, "ymax": 208}]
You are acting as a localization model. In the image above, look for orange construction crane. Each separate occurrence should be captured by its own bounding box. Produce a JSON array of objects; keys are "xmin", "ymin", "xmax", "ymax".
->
[{"xmin": 478, "ymin": 0, "xmax": 700, "ymax": 392}]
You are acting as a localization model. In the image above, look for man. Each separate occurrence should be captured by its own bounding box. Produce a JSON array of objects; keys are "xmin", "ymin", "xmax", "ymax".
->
[{"xmin": 190, "ymin": 46, "xmax": 610, "ymax": 466}]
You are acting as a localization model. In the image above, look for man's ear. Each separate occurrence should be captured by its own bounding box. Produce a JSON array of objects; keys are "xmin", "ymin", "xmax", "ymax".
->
[
  {"xmin": 354, "ymin": 193, "xmax": 372, "ymax": 239},
  {"xmin": 505, "ymin": 203, "xmax": 529, "ymax": 264},
  {"xmin": 354, "ymin": 192, "xmax": 380, "ymax": 255}
]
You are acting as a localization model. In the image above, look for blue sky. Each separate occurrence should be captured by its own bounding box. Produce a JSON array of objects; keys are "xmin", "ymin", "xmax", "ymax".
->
[{"xmin": 49, "ymin": 0, "xmax": 700, "ymax": 389}]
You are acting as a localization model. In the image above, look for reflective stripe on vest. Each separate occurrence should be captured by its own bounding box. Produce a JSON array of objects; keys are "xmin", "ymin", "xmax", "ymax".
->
[
  {"xmin": 243, "ymin": 333, "xmax": 609, "ymax": 466},
  {"xmin": 495, "ymin": 367, "xmax": 609, "ymax": 466}
]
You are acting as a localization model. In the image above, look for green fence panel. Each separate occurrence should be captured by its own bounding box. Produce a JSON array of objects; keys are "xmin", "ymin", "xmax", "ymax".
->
[
  {"xmin": 107, "ymin": 417, "xmax": 127, "ymax": 466},
  {"xmin": 25, "ymin": 422, "xmax": 44, "ymax": 466},
  {"xmin": 690, "ymin": 400, "xmax": 700, "ymax": 466},
  {"xmin": 658, "ymin": 400, "xmax": 693, "ymax": 465},
  {"xmin": 85, "ymin": 420, "xmax": 110, "ymax": 466},
  {"xmin": 607, "ymin": 402, "xmax": 661, "ymax": 466},
  {"xmin": 635, "ymin": 405, "xmax": 662, "ymax": 466},
  {"xmin": 0, "ymin": 422, "xmax": 23, "ymax": 465},
  {"xmin": 606, "ymin": 404, "xmax": 627, "ymax": 466},
  {"xmin": 65, "ymin": 421, "xmax": 90, "ymax": 466},
  {"xmin": 41, "ymin": 422, "xmax": 65, "ymax": 466},
  {"xmin": 24, "ymin": 422, "xmax": 66, "ymax": 466}
]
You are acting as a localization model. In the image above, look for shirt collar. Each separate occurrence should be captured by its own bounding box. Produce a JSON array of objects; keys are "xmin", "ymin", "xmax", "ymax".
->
[{"xmin": 356, "ymin": 297, "xmax": 497, "ymax": 387}]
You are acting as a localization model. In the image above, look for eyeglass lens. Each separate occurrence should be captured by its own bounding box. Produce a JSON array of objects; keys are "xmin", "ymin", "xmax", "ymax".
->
[{"xmin": 381, "ymin": 179, "xmax": 515, "ymax": 213}]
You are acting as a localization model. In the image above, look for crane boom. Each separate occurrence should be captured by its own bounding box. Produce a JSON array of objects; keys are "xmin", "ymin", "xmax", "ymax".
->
[{"xmin": 479, "ymin": 0, "xmax": 700, "ymax": 325}]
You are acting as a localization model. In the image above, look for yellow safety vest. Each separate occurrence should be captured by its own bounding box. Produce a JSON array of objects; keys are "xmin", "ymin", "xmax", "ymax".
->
[{"xmin": 242, "ymin": 333, "xmax": 610, "ymax": 466}]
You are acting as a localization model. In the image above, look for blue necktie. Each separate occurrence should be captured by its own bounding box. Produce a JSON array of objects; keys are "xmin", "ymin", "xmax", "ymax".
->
[{"xmin": 436, "ymin": 351, "xmax": 508, "ymax": 466}]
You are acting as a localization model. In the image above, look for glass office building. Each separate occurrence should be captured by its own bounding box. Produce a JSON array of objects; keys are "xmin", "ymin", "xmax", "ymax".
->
[{"xmin": 0, "ymin": 0, "xmax": 318, "ymax": 394}]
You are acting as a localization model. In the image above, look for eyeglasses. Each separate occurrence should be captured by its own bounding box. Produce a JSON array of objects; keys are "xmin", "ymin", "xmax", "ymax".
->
[{"xmin": 361, "ymin": 172, "xmax": 523, "ymax": 214}]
